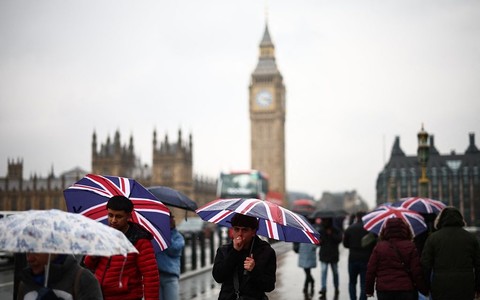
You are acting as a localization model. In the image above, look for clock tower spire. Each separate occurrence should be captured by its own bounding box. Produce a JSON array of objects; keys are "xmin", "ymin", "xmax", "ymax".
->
[{"xmin": 249, "ymin": 22, "xmax": 286, "ymax": 203}]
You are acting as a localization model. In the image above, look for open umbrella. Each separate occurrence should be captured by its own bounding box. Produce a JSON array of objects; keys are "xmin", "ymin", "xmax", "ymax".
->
[
  {"xmin": 147, "ymin": 186, "xmax": 198, "ymax": 211},
  {"xmin": 309, "ymin": 209, "xmax": 348, "ymax": 219},
  {"xmin": 291, "ymin": 199, "xmax": 316, "ymax": 217},
  {"xmin": 0, "ymin": 209, "xmax": 138, "ymax": 286},
  {"xmin": 196, "ymin": 198, "xmax": 320, "ymax": 244},
  {"xmin": 362, "ymin": 205, "xmax": 427, "ymax": 237},
  {"xmin": 64, "ymin": 173, "xmax": 171, "ymax": 252},
  {"xmin": 391, "ymin": 197, "xmax": 446, "ymax": 214}
]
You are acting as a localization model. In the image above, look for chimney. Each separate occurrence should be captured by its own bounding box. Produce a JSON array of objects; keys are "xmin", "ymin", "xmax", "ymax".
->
[{"xmin": 466, "ymin": 132, "xmax": 479, "ymax": 154}]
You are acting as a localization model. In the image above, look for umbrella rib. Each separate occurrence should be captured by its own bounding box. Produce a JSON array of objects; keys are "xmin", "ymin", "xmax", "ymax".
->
[
  {"xmin": 210, "ymin": 210, "xmax": 233, "ymax": 224},
  {"xmin": 134, "ymin": 212, "xmax": 168, "ymax": 251}
]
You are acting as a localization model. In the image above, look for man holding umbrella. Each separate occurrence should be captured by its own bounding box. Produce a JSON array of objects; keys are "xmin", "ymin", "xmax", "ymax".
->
[
  {"xmin": 83, "ymin": 195, "xmax": 160, "ymax": 300},
  {"xmin": 212, "ymin": 213, "xmax": 276, "ymax": 300}
]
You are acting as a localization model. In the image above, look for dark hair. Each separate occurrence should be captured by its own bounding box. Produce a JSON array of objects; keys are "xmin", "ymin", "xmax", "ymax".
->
[
  {"xmin": 230, "ymin": 213, "xmax": 259, "ymax": 229},
  {"xmin": 107, "ymin": 195, "xmax": 134, "ymax": 213}
]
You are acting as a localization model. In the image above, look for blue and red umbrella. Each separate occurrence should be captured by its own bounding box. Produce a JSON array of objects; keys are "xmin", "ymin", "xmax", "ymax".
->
[
  {"xmin": 196, "ymin": 198, "xmax": 320, "ymax": 244},
  {"xmin": 391, "ymin": 197, "xmax": 446, "ymax": 214},
  {"xmin": 362, "ymin": 205, "xmax": 427, "ymax": 237},
  {"xmin": 64, "ymin": 174, "xmax": 171, "ymax": 252}
]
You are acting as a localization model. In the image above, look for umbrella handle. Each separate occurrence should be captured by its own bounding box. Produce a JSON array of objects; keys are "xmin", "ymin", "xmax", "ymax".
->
[
  {"xmin": 44, "ymin": 253, "xmax": 51, "ymax": 287},
  {"xmin": 243, "ymin": 238, "xmax": 255, "ymax": 275}
]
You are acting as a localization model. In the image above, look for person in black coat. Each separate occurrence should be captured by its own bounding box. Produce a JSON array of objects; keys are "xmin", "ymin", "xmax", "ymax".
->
[
  {"xmin": 318, "ymin": 217, "xmax": 343, "ymax": 299},
  {"xmin": 343, "ymin": 211, "xmax": 373, "ymax": 300},
  {"xmin": 421, "ymin": 206, "xmax": 480, "ymax": 300},
  {"xmin": 212, "ymin": 213, "xmax": 276, "ymax": 300}
]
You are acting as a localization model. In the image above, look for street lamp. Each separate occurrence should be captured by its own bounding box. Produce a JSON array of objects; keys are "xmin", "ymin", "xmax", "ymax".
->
[{"xmin": 417, "ymin": 124, "xmax": 430, "ymax": 197}]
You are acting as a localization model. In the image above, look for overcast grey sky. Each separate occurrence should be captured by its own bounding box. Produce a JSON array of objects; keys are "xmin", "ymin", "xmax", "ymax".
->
[{"xmin": 1, "ymin": 0, "xmax": 479, "ymax": 208}]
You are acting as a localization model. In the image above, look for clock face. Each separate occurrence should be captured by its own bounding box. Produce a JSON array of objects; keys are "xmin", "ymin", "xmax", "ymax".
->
[{"xmin": 256, "ymin": 90, "xmax": 273, "ymax": 107}]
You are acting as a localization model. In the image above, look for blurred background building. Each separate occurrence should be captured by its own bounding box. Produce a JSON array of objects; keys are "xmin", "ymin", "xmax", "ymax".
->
[{"xmin": 376, "ymin": 132, "xmax": 480, "ymax": 226}]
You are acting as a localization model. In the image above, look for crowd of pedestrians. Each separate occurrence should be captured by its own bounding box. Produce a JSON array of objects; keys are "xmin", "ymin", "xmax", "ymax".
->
[
  {"xmin": 292, "ymin": 206, "xmax": 480, "ymax": 300},
  {"xmin": 10, "ymin": 195, "xmax": 480, "ymax": 300}
]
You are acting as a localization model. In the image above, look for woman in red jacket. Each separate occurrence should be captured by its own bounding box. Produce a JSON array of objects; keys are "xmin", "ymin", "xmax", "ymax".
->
[
  {"xmin": 365, "ymin": 217, "xmax": 428, "ymax": 300},
  {"xmin": 84, "ymin": 195, "xmax": 159, "ymax": 300}
]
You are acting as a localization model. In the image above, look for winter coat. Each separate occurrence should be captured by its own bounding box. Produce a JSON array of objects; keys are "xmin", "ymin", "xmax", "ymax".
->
[
  {"xmin": 17, "ymin": 254, "xmax": 102, "ymax": 300},
  {"xmin": 318, "ymin": 223, "xmax": 342, "ymax": 263},
  {"xmin": 156, "ymin": 228, "xmax": 185, "ymax": 277},
  {"xmin": 343, "ymin": 220, "xmax": 373, "ymax": 263},
  {"xmin": 298, "ymin": 242, "xmax": 317, "ymax": 269},
  {"xmin": 366, "ymin": 218, "xmax": 428, "ymax": 296},
  {"xmin": 421, "ymin": 207, "xmax": 480, "ymax": 300},
  {"xmin": 213, "ymin": 235, "xmax": 276, "ymax": 300},
  {"xmin": 84, "ymin": 222, "xmax": 159, "ymax": 300}
]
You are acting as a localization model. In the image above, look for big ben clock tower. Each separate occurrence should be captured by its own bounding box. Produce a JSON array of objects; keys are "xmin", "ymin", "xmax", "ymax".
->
[{"xmin": 249, "ymin": 24, "xmax": 286, "ymax": 203}]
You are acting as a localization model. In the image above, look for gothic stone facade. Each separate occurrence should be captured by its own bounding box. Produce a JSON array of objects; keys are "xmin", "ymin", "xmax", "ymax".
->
[
  {"xmin": 376, "ymin": 133, "xmax": 480, "ymax": 226},
  {"xmin": 0, "ymin": 160, "xmax": 87, "ymax": 211},
  {"xmin": 0, "ymin": 130, "xmax": 216, "ymax": 216},
  {"xmin": 92, "ymin": 129, "xmax": 216, "ymax": 218}
]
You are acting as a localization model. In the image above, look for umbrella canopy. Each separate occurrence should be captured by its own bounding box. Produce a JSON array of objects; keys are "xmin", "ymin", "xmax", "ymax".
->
[
  {"xmin": 310, "ymin": 209, "xmax": 348, "ymax": 219},
  {"xmin": 147, "ymin": 186, "xmax": 198, "ymax": 211},
  {"xmin": 291, "ymin": 199, "xmax": 316, "ymax": 217},
  {"xmin": 0, "ymin": 209, "xmax": 138, "ymax": 256},
  {"xmin": 64, "ymin": 174, "xmax": 171, "ymax": 252},
  {"xmin": 362, "ymin": 205, "xmax": 427, "ymax": 237},
  {"xmin": 196, "ymin": 198, "xmax": 320, "ymax": 244},
  {"xmin": 391, "ymin": 197, "xmax": 446, "ymax": 214},
  {"xmin": 0, "ymin": 209, "xmax": 139, "ymax": 287}
]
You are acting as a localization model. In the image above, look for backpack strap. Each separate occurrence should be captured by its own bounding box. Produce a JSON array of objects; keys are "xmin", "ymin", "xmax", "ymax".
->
[{"xmin": 388, "ymin": 241, "xmax": 414, "ymax": 283}]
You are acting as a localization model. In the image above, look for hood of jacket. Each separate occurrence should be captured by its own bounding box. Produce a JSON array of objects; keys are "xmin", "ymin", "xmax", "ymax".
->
[
  {"xmin": 434, "ymin": 206, "xmax": 465, "ymax": 229},
  {"xmin": 380, "ymin": 217, "xmax": 412, "ymax": 241}
]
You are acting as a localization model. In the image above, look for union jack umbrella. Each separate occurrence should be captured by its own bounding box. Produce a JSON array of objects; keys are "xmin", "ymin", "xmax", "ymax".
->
[
  {"xmin": 64, "ymin": 174, "xmax": 171, "ymax": 252},
  {"xmin": 362, "ymin": 205, "xmax": 427, "ymax": 237},
  {"xmin": 195, "ymin": 198, "xmax": 320, "ymax": 244},
  {"xmin": 391, "ymin": 197, "xmax": 446, "ymax": 214}
]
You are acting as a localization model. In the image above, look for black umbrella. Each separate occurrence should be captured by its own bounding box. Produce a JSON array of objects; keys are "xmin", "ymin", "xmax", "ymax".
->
[
  {"xmin": 147, "ymin": 186, "xmax": 198, "ymax": 211},
  {"xmin": 309, "ymin": 209, "xmax": 348, "ymax": 219}
]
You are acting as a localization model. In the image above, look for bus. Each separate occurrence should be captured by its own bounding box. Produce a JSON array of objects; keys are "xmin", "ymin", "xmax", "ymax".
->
[
  {"xmin": 216, "ymin": 170, "xmax": 284, "ymax": 206},
  {"xmin": 217, "ymin": 170, "xmax": 269, "ymax": 200}
]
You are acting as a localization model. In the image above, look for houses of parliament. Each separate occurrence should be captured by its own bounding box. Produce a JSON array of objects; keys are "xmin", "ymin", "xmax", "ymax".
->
[
  {"xmin": 0, "ymin": 129, "xmax": 216, "ymax": 213},
  {"xmin": 0, "ymin": 23, "xmax": 288, "ymax": 214}
]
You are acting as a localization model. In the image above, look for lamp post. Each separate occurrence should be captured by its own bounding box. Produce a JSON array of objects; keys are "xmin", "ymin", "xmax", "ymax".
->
[{"xmin": 417, "ymin": 124, "xmax": 430, "ymax": 197}]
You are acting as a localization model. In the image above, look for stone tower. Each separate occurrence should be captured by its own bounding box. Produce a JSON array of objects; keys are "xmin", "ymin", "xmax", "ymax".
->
[
  {"xmin": 91, "ymin": 130, "xmax": 136, "ymax": 177},
  {"xmin": 249, "ymin": 24, "xmax": 286, "ymax": 200},
  {"xmin": 151, "ymin": 129, "xmax": 193, "ymax": 198},
  {"xmin": 7, "ymin": 158, "xmax": 23, "ymax": 181}
]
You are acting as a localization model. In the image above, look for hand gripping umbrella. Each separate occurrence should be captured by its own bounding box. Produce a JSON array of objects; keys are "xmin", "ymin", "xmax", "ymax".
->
[
  {"xmin": 64, "ymin": 173, "xmax": 171, "ymax": 252},
  {"xmin": 196, "ymin": 198, "xmax": 320, "ymax": 244}
]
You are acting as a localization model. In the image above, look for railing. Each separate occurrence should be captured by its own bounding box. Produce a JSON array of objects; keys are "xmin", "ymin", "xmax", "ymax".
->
[{"xmin": 180, "ymin": 229, "xmax": 230, "ymax": 274}]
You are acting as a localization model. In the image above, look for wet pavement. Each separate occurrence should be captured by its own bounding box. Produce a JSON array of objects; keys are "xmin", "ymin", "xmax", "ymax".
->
[{"xmin": 179, "ymin": 242, "xmax": 379, "ymax": 300}]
